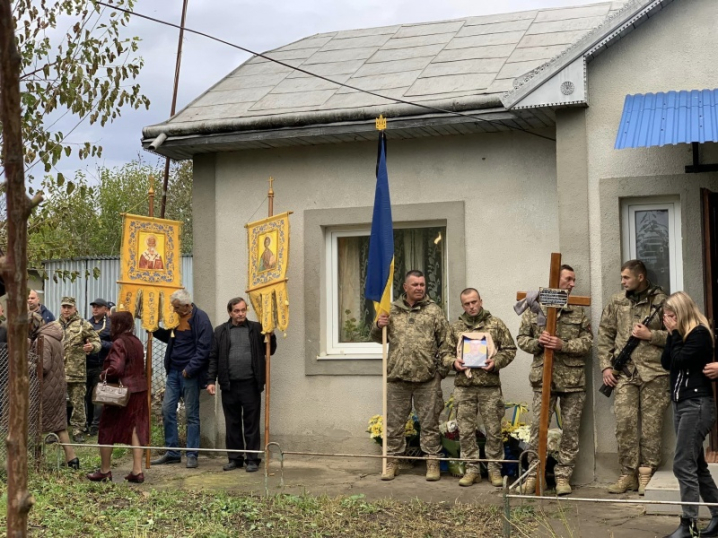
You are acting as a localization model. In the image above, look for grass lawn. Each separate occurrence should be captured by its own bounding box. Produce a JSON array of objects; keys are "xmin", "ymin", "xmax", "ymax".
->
[{"xmin": 0, "ymin": 469, "xmax": 541, "ymax": 537}]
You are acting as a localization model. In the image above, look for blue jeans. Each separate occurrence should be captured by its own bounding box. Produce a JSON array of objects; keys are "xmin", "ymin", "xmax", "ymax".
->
[
  {"xmin": 162, "ymin": 369, "xmax": 200, "ymax": 458},
  {"xmin": 673, "ymin": 397, "xmax": 718, "ymax": 519}
]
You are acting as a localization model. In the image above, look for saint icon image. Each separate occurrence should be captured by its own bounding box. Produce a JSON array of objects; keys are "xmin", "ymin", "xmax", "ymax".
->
[
  {"xmin": 139, "ymin": 234, "xmax": 164, "ymax": 270},
  {"xmin": 259, "ymin": 235, "xmax": 276, "ymax": 272}
]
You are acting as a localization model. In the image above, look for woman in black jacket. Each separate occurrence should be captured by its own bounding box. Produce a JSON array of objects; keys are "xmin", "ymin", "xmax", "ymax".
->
[{"xmin": 661, "ymin": 291, "xmax": 718, "ymax": 538}]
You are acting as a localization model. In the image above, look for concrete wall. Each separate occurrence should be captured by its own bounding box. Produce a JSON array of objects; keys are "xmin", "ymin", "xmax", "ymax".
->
[
  {"xmin": 581, "ymin": 0, "xmax": 718, "ymax": 480},
  {"xmin": 194, "ymin": 129, "xmax": 559, "ymax": 454}
]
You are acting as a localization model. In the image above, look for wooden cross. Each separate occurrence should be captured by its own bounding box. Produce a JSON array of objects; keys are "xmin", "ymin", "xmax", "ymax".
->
[{"xmin": 516, "ymin": 253, "xmax": 591, "ymax": 496}]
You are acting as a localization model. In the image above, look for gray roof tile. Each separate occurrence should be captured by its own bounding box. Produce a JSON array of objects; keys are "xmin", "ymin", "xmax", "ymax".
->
[{"xmin": 150, "ymin": 1, "xmax": 627, "ymax": 134}]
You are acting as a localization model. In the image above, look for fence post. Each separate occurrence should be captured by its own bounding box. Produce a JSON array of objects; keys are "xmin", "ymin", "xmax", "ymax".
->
[{"xmin": 34, "ymin": 336, "xmax": 44, "ymax": 470}]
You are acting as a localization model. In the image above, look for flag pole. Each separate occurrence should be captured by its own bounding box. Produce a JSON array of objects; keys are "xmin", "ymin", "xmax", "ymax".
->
[
  {"xmin": 375, "ymin": 116, "xmax": 389, "ymax": 476},
  {"xmin": 264, "ymin": 177, "xmax": 274, "ymax": 466},
  {"xmin": 145, "ymin": 176, "xmax": 155, "ymax": 469}
]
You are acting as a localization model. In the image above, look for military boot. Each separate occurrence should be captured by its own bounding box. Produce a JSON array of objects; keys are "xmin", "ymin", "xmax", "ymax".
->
[
  {"xmin": 425, "ymin": 458, "xmax": 441, "ymax": 482},
  {"xmin": 638, "ymin": 466, "xmax": 653, "ymax": 496},
  {"xmin": 488, "ymin": 469, "xmax": 503, "ymax": 487},
  {"xmin": 520, "ymin": 477, "xmax": 536, "ymax": 495},
  {"xmin": 607, "ymin": 473, "xmax": 638, "ymax": 494},
  {"xmin": 381, "ymin": 459, "xmax": 399, "ymax": 481},
  {"xmin": 459, "ymin": 469, "xmax": 481, "ymax": 487},
  {"xmin": 555, "ymin": 478, "xmax": 572, "ymax": 496}
]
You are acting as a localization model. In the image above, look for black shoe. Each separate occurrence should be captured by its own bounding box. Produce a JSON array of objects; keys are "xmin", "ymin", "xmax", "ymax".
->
[
  {"xmin": 223, "ymin": 460, "xmax": 243, "ymax": 471},
  {"xmin": 246, "ymin": 461, "xmax": 259, "ymax": 473},
  {"xmin": 89, "ymin": 426, "xmax": 99, "ymax": 436},
  {"xmin": 73, "ymin": 433, "xmax": 86, "ymax": 443},
  {"xmin": 703, "ymin": 516, "xmax": 718, "ymax": 537},
  {"xmin": 151, "ymin": 454, "xmax": 181, "ymax": 465},
  {"xmin": 664, "ymin": 517, "xmax": 699, "ymax": 538},
  {"xmin": 66, "ymin": 458, "xmax": 80, "ymax": 470},
  {"xmin": 186, "ymin": 455, "xmax": 198, "ymax": 469}
]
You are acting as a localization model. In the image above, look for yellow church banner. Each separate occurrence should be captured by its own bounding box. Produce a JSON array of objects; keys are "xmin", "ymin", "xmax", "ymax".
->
[
  {"xmin": 118, "ymin": 213, "xmax": 184, "ymax": 332},
  {"xmin": 245, "ymin": 212, "xmax": 291, "ymax": 334}
]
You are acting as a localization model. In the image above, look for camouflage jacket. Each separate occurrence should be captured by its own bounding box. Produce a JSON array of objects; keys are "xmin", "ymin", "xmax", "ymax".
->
[
  {"xmin": 597, "ymin": 283, "xmax": 668, "ymax": 383},
  {"xmin": 370, "ymin": 294, "xmax": 450, "ymax": 383},
  {"xmin": 59, "ymin": 313, "xmax": 101, "ymax": 382},
  {"xmin": 517, "ymin": 306, "xmax": 593, "ymax": 393},
  {"xmin": 442, "ymin": 310, "xmax": 516, "ymax": 388}
]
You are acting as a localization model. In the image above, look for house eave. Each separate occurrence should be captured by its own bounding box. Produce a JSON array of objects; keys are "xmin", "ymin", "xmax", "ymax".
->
[{"xmin": 143, "ymin": 105, "xmax": 556, "ymax": 160}]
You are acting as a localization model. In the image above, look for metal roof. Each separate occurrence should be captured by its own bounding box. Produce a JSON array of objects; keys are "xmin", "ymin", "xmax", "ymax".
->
[
  {"xmin": 142, "ymin": 1, "xmax": 628, "ymax": 157},
  {"xmin": 615, "ymin": 89, "xmax": 718, "ymax": 149}
]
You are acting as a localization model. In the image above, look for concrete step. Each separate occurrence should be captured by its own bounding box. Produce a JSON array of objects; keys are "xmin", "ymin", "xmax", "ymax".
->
[{"xmin": 645, "ymin": 467, "xmax": 718, "ymax": 517}]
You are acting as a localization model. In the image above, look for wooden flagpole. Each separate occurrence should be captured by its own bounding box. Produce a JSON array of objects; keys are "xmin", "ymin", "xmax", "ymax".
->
[
  {"xmin": 382, "ymin": 326, "xmax": 388, "ymax": 475},
  {"xmin": 145, "ymin": 176, "xmax": 155, "ymax": 469},
  {"xmin": 264, "ymin": 177, "xmax": 274, "ymax": 464}
]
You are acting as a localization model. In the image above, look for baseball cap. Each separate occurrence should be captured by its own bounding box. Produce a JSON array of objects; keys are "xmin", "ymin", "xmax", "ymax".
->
[
  {"xmin": 61, "ymin": 297, "xmax": 76, "ymax": 307},
  {"xmin": 90, "ymin": 298, "xmax": 109, "ymax": 307},
  {"xmin": 107, "ymin": 301, "xmax": 116, "ymax": 309}
]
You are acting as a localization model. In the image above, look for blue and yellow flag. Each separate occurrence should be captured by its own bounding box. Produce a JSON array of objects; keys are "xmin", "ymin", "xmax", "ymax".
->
[{"xmin": 365, "ymin": 132, "xmax": 394, "ymax": 318}]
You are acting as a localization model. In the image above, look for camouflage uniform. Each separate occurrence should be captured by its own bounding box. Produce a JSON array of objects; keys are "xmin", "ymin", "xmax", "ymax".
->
[
  {"xmin": 442, "ymin": 310, "xmax": 516, "ymax": 473},
  {"xmin": 371, "ymin": 294, "xmax": 449, "ymax": 456},
  {"xmin": 60, "ymin": 312, "xmax": 100, "ymax": 436},
  {"xmin": 517, "ymin": 306, "xmax": 593, "ymax": 481},
  {"xmin": 597, "ymin": 283, "xmax": 669, "ymax": 474}
]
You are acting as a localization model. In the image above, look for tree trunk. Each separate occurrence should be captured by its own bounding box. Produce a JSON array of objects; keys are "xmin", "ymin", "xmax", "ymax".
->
[{"xmin": 0, "ymin": 1, "xmax": 41, "ymax": 534}]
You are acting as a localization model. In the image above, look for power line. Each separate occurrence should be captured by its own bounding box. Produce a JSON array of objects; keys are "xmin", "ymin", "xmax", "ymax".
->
[{"xmin": 95, "ymin": 2, "xmax": 556, "ymax": 143}]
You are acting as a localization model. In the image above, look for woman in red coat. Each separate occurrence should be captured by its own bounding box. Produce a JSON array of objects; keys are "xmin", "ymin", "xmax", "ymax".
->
[{"xmin": 87, "ymin": 311, "xmax": 149, "ymax": 483}]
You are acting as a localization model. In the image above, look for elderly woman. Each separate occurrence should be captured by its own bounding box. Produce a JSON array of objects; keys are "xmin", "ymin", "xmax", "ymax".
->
[
  {"xmin": 29, "ymin": 312, "xmax": 78, "ymax": 468},
  {"xmin": 661, "ymin": 292, "xmax": 718, "ymax": 538},
  {"xmin": 86, "ymin": 311, "xmax": 148, "ymax": 483}
]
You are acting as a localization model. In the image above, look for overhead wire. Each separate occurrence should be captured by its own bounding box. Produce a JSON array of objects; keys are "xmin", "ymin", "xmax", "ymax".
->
[{"xmin": 95, "ymin": 2, "xmax": 556, "ymax": 143}]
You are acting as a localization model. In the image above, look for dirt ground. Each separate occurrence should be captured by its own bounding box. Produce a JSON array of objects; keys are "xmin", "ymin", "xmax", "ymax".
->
[{"xmin": 69, "ymin": 451, "xmax": 684, "ymax": 538}]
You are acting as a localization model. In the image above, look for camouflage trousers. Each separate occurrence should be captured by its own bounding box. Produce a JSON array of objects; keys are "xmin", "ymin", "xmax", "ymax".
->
[
  {"xmin": 527, "ymin": 390, "xmax": 586, "ymax": 481},
  {"xmin": 455, "ymin": 385, "xmax": 504, "ymax": 473},
  {"xmin": 67, "ymin": 382, "xmax": 87, "ymax": 436},
  {"xmin": 614, "ymin": 374, "xmax": 670, "ymax": 474},
  {"xmin": 386, "ymin": 375, "xmax": 443, "ymax": 457}
]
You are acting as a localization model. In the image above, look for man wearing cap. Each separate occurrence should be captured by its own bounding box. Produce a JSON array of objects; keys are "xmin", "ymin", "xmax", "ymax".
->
[
  {"xmin": 28, "ymin": 290, "xmax": 55, "ymax": 324},
  {"xmin": 84, "ymin": 299, "xmax": 112, "ymax": 436},
  {"xmin": 59, "ymin": 297, "xmax": 101, "ymax": 443}
]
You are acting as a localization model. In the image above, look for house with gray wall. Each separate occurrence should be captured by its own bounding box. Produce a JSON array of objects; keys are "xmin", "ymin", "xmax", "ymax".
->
[{"xmin": 142, "ymin": 0, "xmax": 718, "ymax": 484}]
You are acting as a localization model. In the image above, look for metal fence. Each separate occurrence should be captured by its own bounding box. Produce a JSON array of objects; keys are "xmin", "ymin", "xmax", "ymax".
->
[{"xmin": 0, "ymin": 344, "xmax": 43, "ymax": 469}]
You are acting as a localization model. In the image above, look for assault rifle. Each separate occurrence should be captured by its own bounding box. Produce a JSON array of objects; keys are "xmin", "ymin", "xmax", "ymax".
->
[{"xmin": 598, "ymin": 302, "xmax": 664, "ymax": 398}]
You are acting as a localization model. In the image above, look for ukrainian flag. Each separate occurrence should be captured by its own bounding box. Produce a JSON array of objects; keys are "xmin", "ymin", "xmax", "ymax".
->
[{"xmin": 365, "ymin": 131, "xmax": 394, "ymax": 318}]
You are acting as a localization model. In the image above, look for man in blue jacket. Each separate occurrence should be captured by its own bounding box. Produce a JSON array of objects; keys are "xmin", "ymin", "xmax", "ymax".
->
[{"xmin": 152, "ymin": 289, "xmax": 213, "ymax": 469}]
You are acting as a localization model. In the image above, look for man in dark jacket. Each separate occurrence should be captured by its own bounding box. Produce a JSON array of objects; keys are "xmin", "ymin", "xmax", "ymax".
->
[
  {"xmin": 28, "ymin": 290, "xmax": 55, "ymax": 323},
  {"xmin": 206, "ymin": 297, "xmax": 276, "ymax": 473},
  {"xmin": 84, "ymin": 298, "xmax": 112, "ymax": 436},
  {"xmin": 151, "ymin": 289, "xmax": 213, "ymax": 469}
]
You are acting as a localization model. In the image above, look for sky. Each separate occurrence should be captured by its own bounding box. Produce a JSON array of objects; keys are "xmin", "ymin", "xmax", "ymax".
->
[{"xmin": 54, "ymin": 0, "xmax": 611, "ymax": 179}]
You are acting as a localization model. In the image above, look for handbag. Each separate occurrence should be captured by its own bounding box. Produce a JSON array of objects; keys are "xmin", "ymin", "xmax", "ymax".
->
[{"xmin": 92, "ymin": 379, "xmax": 130, "ymax": 407}]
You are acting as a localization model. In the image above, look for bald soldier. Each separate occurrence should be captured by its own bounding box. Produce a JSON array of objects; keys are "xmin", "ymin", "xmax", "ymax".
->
[{"xmin": 443, "ymin": 288, "xmax": 516, "ymax": 487}]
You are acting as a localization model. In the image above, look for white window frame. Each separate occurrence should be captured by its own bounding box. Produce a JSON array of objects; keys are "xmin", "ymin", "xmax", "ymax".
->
[
  {"xmin": 324, "ymin": 223, "xmax": 447, "ymax": 359},
  {"xmin": 621, "ymin": 197, "xmax": 683, "ymax": 293}
]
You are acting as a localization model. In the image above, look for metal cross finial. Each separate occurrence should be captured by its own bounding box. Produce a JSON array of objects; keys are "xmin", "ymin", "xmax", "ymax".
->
[{"xmin": 268, "ymin": 176, "xmax": 274, "ymax": 196}]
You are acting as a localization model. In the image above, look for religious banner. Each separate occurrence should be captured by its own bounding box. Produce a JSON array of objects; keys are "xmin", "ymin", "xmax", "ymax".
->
[
  {"xmin": 245, "ymin": 211, "xmax": 291, "ymax": 333},
  {"xmin": 117, "ymin": 213, "xmax": 184, "ymax": 331}
]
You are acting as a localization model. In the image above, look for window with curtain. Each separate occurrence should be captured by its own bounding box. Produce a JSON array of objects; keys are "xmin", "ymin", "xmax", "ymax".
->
[{"xmin": 328, "ymin": 226, "xmax": 446, "ymax": 355}]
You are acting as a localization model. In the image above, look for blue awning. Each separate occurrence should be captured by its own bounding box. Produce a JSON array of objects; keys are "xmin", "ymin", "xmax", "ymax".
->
[{"xmin": 615, "ymin": 89, "xmax": 718, "ymax": 149}]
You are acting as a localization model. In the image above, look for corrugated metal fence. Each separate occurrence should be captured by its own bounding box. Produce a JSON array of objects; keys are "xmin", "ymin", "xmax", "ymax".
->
[{"xmin": 42, "ymin": 255, "xmax": 193, "ymax": 344}]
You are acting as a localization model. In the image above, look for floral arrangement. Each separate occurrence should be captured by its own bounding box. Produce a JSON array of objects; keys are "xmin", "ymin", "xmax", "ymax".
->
[
  {"xmin": 501, "ymin": 402, "xmax": 529, "ymax": 443},
  {"xmin": 367, "ymin": 412, "xmax": 419, "ymax": 445}
]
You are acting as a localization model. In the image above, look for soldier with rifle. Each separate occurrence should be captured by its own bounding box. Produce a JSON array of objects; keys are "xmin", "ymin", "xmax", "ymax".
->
[{"xmin": 598, "ymin": 260, "xmax": 669, "ymax": 495}]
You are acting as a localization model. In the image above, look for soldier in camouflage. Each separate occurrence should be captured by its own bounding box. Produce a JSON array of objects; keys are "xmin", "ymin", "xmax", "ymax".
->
[
  {"xmin": 372, "ymin": 270, "xmax": 450, "ymax": 482},
  {"xmin": 59, "ymin": 297, "xmax": 101, "ymax": 443},
  {"xmin": 443, "ymin": 288, "xmax": 516, "ymax": 488},
  {"xmin": 517, "ymin": 265, "xmax": 593, "ymax": 496},
  {"xmin": 598, "ymin": 259, "xmax": 669, "ymax": 495}
]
